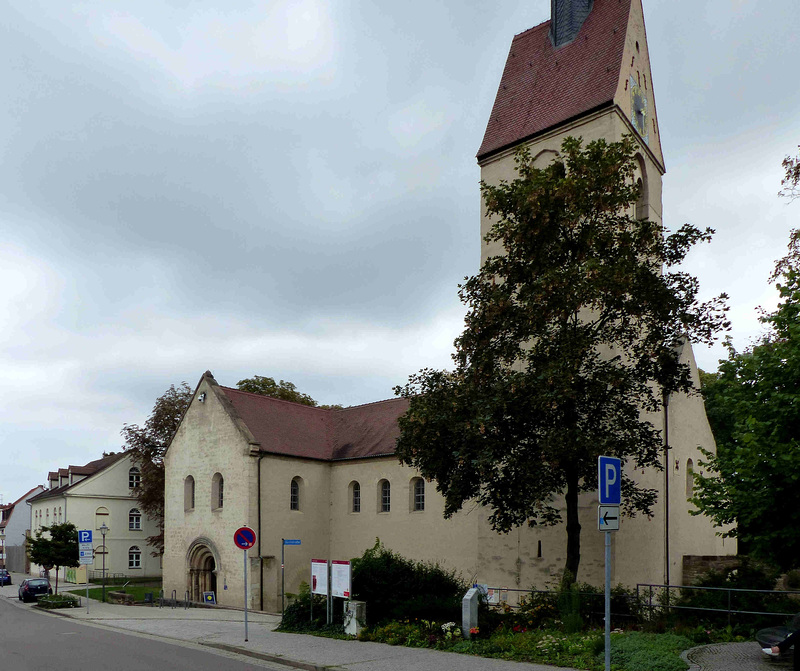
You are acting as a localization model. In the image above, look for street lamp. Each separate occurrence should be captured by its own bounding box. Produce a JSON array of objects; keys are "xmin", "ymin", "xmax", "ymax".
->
[{"xmin": 99, "ymin": 523, "xmax": 109, "ymax": 603}]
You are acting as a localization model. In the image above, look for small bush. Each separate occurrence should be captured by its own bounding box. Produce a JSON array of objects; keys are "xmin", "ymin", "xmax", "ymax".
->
[
  {"xmin": 278, "ymin": 582, "xmax": 337, "ymax": 632},
  {"xmin": 786, "ymin": 570, "xmax": 800, "ymax": 590},
  {"xmin": 37, "ymin": 594, "xmax": 81, "ymax": 609},
  {"xmin": 351, "ymin": 539, "xmax": 467, "ymax": 626}
]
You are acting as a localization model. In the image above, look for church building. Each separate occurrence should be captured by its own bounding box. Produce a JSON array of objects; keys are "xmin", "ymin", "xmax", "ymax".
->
[{"xmin": 162, "ymin": 0, "xmax": 733, "ymax": 613}]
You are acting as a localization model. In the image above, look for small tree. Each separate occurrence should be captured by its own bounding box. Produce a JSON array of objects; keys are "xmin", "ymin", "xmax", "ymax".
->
[
  {"xmin": 26, "ymin": 523, "xmax": 79, "ymax": 595},
  {"xmin": 780, "ymin": 145, "xmax": 800, "ymax": 201}
]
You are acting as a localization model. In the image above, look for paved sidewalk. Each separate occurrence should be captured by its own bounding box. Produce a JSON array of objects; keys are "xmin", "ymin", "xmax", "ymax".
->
[{"xmin": 2, "ymin": 571, "xmax": 579, "ymax": 671}]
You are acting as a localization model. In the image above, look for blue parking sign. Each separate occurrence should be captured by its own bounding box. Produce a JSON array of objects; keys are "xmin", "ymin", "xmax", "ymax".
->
[
  {"xmin": 598, "ymin": 456, "xmax": 621, "ymax": 505},
  {"xmin": 78, "ymin": 530, "xmax": 92, "ymax": 544}
]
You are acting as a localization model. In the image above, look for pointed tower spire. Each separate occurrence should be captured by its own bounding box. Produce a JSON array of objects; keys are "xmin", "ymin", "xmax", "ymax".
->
[{"xmin": 551, "ymin": 0, "xmax": 594, "ymax": 47}]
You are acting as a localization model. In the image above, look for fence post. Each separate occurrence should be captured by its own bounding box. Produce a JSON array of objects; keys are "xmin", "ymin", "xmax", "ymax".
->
[{"xmin": 727, "ymin": 589, "xmax": 731, "ymax": 627}]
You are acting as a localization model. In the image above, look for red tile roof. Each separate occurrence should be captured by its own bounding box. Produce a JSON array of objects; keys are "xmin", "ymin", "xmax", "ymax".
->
[
  {"xmin": 477, "ymin": 0, "xmax": 630, "ymax": 160},
  {"xmin": 219, "ymin": 386, "xmax": 409, "ymax": 462},
  {"xmin": 29, "ymin": 453, "xmax": 128, "ymax": 502}
]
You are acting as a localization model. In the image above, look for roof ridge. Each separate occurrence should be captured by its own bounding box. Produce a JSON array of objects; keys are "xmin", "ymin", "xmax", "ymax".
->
[
  {"xmin": 220, "ymin": 385, "xmax": 331, "ymax": 411},
  {"xmin": 339, "ymin": 397, "xmax": 407, "ymax": 411}
]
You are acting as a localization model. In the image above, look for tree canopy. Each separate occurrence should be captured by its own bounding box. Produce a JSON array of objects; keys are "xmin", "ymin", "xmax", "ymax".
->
[
  {"xmin": 237, "ymin": 375, "xmax": 343, "ymax": 409},
  {"xmin": 693, "ymin": 229, "xmax": 800, "ymax": 570},
  {"xmin": 26, "ymin": 522, "xmax": 79, "ymax": 594},
  {"xmin": 123, "ymin": 382, "xmax": 193, "ymax": 555},
  {"xmin": 394, "ymin": 137, "xmax": 728, "ymax": 581}
]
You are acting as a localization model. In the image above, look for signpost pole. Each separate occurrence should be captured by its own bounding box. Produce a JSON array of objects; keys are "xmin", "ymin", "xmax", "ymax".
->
[
  {"xmin": 605, "ymin": 530, "xmax": 611, "ymax": 671},
  {"xmin": 233, "ymin": 526, "xmax": 257, "ymax": 643},
  {"xmin": 244, "ymin": 546, "xmax": 249, "ymax": 642},
  {"xmin": 281, "ymin": 539, "xmax": 285, "ymax": 618}
]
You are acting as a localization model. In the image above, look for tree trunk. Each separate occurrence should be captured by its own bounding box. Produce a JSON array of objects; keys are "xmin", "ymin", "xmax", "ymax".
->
[{"xmin": 564, "ymin": 472, "xmax": 581, "ymax": 584}]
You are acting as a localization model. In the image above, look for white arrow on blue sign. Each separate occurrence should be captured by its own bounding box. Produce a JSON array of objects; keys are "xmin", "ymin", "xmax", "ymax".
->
[
  {"xmin": 78, "ymin": 530, "xmax": 92, "ymax": 544},
  {"xmin": 598, "ymin": 456, "xmax": 621, "ymax": 505}
]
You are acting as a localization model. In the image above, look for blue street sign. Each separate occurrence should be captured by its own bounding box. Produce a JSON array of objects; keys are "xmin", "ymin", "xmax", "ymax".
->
[
  {"xmin": 283, "ymin": 539, "xmax": 301, "ymax": 546},
  {"xmin": 598, "ymin": 456, "xmax": 621, "ymax": 505},
  {"xmin": 78, "ymin": 530, "xmax": 92, "ymax": 544}
]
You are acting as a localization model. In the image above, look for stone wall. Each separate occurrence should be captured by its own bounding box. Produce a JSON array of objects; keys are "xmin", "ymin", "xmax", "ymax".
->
[{"xmin": 682, "ymin": 554, "xmax": 740, "ymax": 585}]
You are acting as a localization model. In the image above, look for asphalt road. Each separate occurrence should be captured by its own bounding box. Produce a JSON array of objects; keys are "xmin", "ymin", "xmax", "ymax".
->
[{"xmin": 0, "ymin": 598, "xmax": 286, "ymax": 671}]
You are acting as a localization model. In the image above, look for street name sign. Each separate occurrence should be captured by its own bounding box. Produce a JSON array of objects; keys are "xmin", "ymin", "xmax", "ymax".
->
[{"xmin": 597, "ymin": 505, "xmax": 620, "ymax": 531}]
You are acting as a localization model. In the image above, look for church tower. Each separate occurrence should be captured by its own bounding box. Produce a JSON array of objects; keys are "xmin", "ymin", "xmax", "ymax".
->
[
  {"xmin": 475, "ymin": 0, "xmax": 734, "ymax": 588},
  {"xmin": 477, "ymin": 0, "xmax": 664, "ymax": 264}
]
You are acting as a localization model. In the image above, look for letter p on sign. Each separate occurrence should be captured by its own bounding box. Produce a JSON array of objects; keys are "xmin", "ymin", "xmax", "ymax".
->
[{"xmin": 598, "ymin": 456, "xmax": 621, "ymax": 505}]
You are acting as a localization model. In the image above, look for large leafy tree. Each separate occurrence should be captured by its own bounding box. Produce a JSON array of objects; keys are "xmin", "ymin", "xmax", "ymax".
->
[
  {"xmin": 693, "ymin": 229, "xmax": 800, "ymax": 569},
  {"xmin": 123, "ymin": 382, "xmax": 193, "ymax": 556},
  {"xmin": 395, "ymin": 137, "xmax": 728, "ymax": 581},
  {"xmin": 26, "ymin": 522, "xmax": 79, "ymax": 595}
]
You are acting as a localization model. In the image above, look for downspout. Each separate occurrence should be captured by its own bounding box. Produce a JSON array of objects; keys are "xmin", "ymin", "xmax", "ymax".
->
[
  {"xmin": 662, "ymin": 390, "xmax": 670, "ymax": 588},
  {"xmin": 258, "ymin": 453, "xmax": 265, "ymax": 612}
]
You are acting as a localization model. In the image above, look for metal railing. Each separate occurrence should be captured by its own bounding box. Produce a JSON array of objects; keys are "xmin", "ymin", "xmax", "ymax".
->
[{"xmin": 637, "ymin": 583, "xmax": 800, "ymax": 626}]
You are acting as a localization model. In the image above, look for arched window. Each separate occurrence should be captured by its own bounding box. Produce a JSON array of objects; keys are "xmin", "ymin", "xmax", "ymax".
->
[
  {"xmin": 95, "ymin": 506, "xmax": 110, "ymax": 530},
  {"xmin": 212, "ymin": 473, "xmax": 224, "ymax": 510},
  {"xmin": 94, "ymin": 544, "xmax": 108, "ymax": 573},
  {"xmin": 46, "ymin": 509, "xmax": 50, "ymax": 526},
  {"xmin": 58, "ymin": 507, "xmax": 62, "ymax": 524},
  {"xmin": 184, "ymin": 475, "xmax": 195, "ymax": 511},
  {"xmin": 290, "ymin": 478, "xmax": 300, "ymax": 511},
  {"xmin": 128, "ymin": 546, "xmax": 141, "ymax": 569},
  {"xmin": 686, "ymin": 459, "xmax": 694, "ymax": 499},
  {"xmin": 379, "ymin": 480, "xmax": 391, "ymax": 513},
  {"xmin": 350, "ymin": 481, "xmax": 361, "ymax": 513},
  {"xmin": 129, "ymin": 508, "xmax": 142, "ymax": 530},
  {"xmin": 411, "ymin": 478, "xmax": 425, "ymax": 512},
  {"xmin": 129, "ymin": 467, "xmax": 141, "ymax": 489}
]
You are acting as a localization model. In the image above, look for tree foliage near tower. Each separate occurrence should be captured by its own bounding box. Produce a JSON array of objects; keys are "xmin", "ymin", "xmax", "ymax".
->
[
  {"xmin": 123, "ymin": 382, "xmax": 193, "ymax": 556},
  {"xmin": 26, "ymin": 522, "xmax": 79, "ymax": 595},
  {"xmin": 779, "ymin": 146, "xmax": 800, "ymax": 201},
  {"xmin": 394, "ymin": 137, "xmax": 729, "ymax": 582},
  {"xmin": 693, "ymin": 229, "xmax": 800, "ymax": 570}
]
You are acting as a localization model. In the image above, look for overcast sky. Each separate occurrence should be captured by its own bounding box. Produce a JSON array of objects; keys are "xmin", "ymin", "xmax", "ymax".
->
[{"xmin": 1, "ymin": 0, "xmax": 798, "ymax": 503}]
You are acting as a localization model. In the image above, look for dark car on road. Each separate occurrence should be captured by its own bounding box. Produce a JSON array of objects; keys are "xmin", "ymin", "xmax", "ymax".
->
[
  {"xmin": 18, "ymin": 578, "xmax": 52, "ymax": 602},
  {"xmin": 0, "ymin": 569, "xmax": 11, "ymax": 585}
]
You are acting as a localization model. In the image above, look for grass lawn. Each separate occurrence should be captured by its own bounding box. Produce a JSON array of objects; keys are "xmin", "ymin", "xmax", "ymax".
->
[{"xmin": 66, "ymin": 581, "xmax": 162, "ymax": 603}]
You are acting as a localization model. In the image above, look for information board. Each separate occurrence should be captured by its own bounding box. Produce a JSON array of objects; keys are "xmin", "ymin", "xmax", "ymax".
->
[
  {"xmin": 331, "ymin": 560, "xmax": 351, "ymax": 598},
  {"xmin": 311, "ymin": 559, "xmax": 328, "ymax": 595}
]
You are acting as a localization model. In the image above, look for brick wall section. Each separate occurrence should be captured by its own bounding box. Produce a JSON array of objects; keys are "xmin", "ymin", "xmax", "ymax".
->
[{"xmin": 682, "ymin": 555, "xmax": 741, "ymax": 585}]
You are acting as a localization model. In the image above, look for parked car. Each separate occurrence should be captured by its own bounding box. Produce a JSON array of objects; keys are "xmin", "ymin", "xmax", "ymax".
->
[
  {"xmin": 0, "ymin": 569, "xmax": 11, "ymax": 585},
  {"xmin": 18, "ymin": 578, "xmax": 52, "ymax": 602}
]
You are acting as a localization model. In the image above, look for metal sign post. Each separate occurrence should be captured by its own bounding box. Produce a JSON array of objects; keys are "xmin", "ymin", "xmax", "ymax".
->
[
  {"xmin": 78, "ymin": 530, "xmax": 93, "ymax": 614},
  {"xmin": 234, "ymin": 526, "xmax": 257, "ymax": 642},
  {"xmin": 598, "ymin": 456, "xmax": 621, "ymax": 671}
]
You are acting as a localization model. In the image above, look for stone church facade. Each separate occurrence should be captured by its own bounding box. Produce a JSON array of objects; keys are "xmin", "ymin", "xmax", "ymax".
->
[{"xmin": 163, "ymin": 0, "xmax": 734, "ymax": 613}]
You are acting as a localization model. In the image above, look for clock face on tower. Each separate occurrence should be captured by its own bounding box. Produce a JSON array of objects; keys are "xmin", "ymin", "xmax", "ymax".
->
[{"xmin": 629, "ymin": 76, "xmax": 649, "ymax": 144}]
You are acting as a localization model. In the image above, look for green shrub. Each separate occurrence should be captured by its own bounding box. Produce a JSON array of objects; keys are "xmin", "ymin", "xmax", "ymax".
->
[
  {"xmin": 351, "ymin": 539, "xmax": 468, "ymax": 626},
  {"xmin": 786, "ymin": 570, "xmax": 800, "ymax": 590},
  {"xmin": 37, "ymin": 594, "xmax": 81, "ymax": 609},
  {"xmin": 278, "ymin": 581, "xmax": 339, "ymax": 632}
]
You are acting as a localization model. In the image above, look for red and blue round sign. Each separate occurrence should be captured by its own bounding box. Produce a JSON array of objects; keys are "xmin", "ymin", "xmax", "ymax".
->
[{"xmin": 234, "ymin": 526, "xmax": 256, "ymax": 550}]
